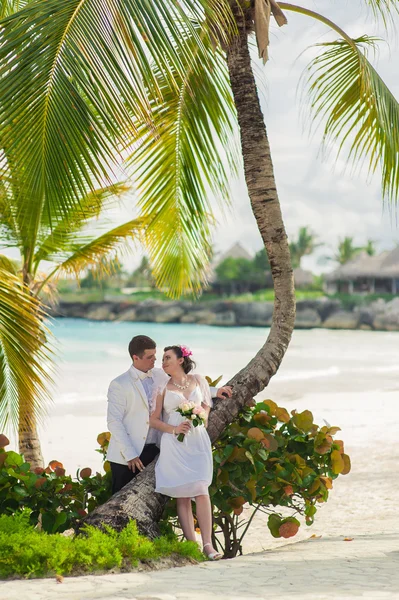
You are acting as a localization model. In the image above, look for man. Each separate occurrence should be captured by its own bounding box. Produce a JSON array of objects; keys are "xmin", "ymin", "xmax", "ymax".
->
[{"xmin": 107, "ymin": 335, "xmax": 232, "ymax": 494}]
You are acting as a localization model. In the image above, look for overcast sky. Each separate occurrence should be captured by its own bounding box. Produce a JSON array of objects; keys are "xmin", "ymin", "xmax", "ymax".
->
[{"xmin": 213, "ymin": 0, "xmax": 399, "ymax": 273}]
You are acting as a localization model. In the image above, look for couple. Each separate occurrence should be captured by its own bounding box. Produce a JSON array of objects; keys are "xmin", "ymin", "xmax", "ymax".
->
[{"xmin": 106, "ymin": 334, "xmax": 232, "ymax": 560}]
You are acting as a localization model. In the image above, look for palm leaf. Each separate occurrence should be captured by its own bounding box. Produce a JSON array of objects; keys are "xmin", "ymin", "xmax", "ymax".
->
[
  {"xmin": 302, "ymin": 36, "xmax": 399, "ymax": 203},
  {"xmin": 128, "ymin": 38, "xmax": 238, "ymax": 297},
  {"xmin": 362, "ymin": 0, "xmax": 399, "ymax": 25},
  {"xmin": 0, "ymin": 269, "xmax": 53, "ymax": 432},
  {"xmin": 33, "ymin": 182, "xmax": 132, "ymax": 267},
  {"xmin": 0, "ymin": 178, "xmax": 19, "ymax": 245},
  {"xmin": 0, "ymin": 254, "xmax": 18, "ymax": 274},
  {"xmin": 0, "ymin": 0, "xmax": 33, "ymax": 19},
  {"xmin": 0, "ymin": 0, "xmax": 235, "ymax": 228},
  {"xmin": 47, "ymin": 218, "xmax": 146, "ymax": 281}
]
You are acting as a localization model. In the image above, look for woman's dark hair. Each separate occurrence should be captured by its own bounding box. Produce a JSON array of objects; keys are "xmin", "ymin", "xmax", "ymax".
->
[
  {"xmin": 129, "ymin": 335, "xmax": 156, "ymax": 358},
  {"xmin": 164, "ymin": 345, "xmax": 196, "ymax": 374}
]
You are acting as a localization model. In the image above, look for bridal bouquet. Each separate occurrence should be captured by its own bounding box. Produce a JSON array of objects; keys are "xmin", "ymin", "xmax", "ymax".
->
[{"xmin": 175, "ymin": 401, "xmax": 207, "ymax": 442}]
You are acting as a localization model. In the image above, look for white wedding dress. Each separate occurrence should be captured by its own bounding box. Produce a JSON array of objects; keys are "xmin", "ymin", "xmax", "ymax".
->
[{"xmin": 155, "ymin": 375, "xmax": 213, "ymax": 498}]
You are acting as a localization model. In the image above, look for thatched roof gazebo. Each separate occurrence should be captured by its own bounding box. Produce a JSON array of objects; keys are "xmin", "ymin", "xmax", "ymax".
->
[{"xmin": 325, "ymin": 248, "xmax": 399, "ymax": 295}]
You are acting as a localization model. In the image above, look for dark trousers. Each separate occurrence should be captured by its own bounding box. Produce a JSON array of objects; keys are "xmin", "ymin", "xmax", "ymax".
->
[{"xmin": 110, "ymin": 444, "xmax": 160, "ymax": 495}]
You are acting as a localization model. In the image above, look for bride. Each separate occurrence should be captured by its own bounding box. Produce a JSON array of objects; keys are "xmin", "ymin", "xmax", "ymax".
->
[{"xmin": 149, "ymin": 344, "xmax": 222, "ymax": 560}]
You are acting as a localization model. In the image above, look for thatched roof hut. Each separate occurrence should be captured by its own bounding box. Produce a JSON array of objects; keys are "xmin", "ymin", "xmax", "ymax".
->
[
  {"xmin": 213, "ymin": 242, "xmax": 253, "ymax": 267},
  {"xmin": 325, "ymin": 248, "xmax": 399, "ymax": 294},
  {"xmin": 293, "ymin": 267, "xmax": 314, "ymax": 289}
]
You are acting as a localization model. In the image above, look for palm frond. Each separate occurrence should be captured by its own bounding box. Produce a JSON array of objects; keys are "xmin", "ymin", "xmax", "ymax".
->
[
  {"xmin": 0, "ymin": 254, "xmax": 18, "ymax": 274},
  {"xmin": 128, "ymin": 39, "xmax": 238, "ymax": 298},
  {"xmin": 34, "ymin": 182, "xmax": 132, "ymax": 267},
  {"xmin": 0, "ymin": 176, "xmax": 19, "ymax": 245},
  {"xmin": 302, "ymin": 36, "xmax": 399, "ymax": 203},
  {"xmin": 0, "ymin": 0, "xmax": 32, "ymax": 19},
  {"xmin": 0, "ymin": 0, "xmax": 235, "ymax": 227},
  {"xmin": 362, "ymin": 0, "xmax": 399, "ymax": 25},
  {"xmin": 49, "ymin": 218, "xmax": 146, "ymax": 281},
  {"xmin": 0, "ymin": 269, "xmax": 54, "ymax": 432}
]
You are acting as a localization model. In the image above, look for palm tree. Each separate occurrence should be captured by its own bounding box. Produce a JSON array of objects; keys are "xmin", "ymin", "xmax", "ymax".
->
[
  {"xmin": 334, "ymin": 237, "xmax": 364, "ymax": 265},
  {"xmin": 289, "ymin": 227, "xmax": 321, "ymax": 269},
  {"xmin": 0, "ymin": 169, "xmax": 149, "ymax": 465},
  {"xmin": 0, "ymin": 1, "xmax": 398, "ymax": 532},
  {"xmin": 364, "ymin": 239, "xmax": 377, "ymax": 256}
]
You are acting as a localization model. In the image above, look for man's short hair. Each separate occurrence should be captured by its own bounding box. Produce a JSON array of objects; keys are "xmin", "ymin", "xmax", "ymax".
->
[{"xmin": 128, "ymin": 335, "xmax": 156, "ymax": 359}]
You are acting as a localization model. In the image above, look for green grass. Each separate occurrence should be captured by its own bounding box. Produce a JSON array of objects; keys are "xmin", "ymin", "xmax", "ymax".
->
[
  {"xmin": 0, "ymin": 512, "xmax": 204, "ymax": 579},
  {"xmin": 58, "ymin": 288, "xmax": 395, "ymax": 306},
  {"xmin": 59, "ymin": 288, "xmax": 326, "ymax": 304},
  {"xmin": 228, "ymin": 289, "xmax": 325, "ymax": 302}
]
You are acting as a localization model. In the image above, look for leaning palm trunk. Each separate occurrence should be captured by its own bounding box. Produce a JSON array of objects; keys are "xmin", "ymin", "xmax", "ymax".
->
[{"xmin": 84, "ymin": 10, "xmax": 295, "ymax": 537}]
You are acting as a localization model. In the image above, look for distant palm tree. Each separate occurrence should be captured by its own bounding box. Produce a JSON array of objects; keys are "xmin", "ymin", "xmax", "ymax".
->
[
  {"xmin": 364, "ymin": 240, "xmax": 377, "ymax": 256},
  {"xmin": 334, "ymin": 237, "xmax": 364, "ymax": 265},
  {"xmin": 289, "ymin": 227, "xmax": 322, "ymax": 268}
]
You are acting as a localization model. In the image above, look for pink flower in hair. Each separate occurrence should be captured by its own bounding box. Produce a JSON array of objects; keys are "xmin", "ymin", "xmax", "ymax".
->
[{"xmin": 180, "ymin": 345, "xmax": 192, "ymax": 358}]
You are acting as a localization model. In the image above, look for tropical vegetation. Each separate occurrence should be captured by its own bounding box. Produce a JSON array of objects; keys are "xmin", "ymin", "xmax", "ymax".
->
[
  {"xmin": 0, "ymin": 0, "xmax": 397, "ymax": 534},
  {"xmin": 0, "ymin": 512, "xmax": 203, "ymax": 579},
  {"xmin": 289, "ymin": 227, "xmax": 321, "ymax": 269},
  {"xmin": 0, "ymin": 393, "xmax": 350, "ymax": 566}
]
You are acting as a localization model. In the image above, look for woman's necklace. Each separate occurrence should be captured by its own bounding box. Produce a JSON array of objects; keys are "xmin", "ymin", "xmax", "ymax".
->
[{"xmin": 172, "ymin": 378, "xmax": 190, "ymax": 390}]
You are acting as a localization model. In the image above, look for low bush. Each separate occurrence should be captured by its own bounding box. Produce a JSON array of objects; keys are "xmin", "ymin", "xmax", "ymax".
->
[
  {"xmin": 0, "ymin": 433, "xmax": 112, "ymax": 533},
  {"xmin": 209, "ymin": 399, "xmax": 350, "ymax": 557},
  {"xmin": 0, "ymin": 512, "xmax": 203, "ymax": 579}
]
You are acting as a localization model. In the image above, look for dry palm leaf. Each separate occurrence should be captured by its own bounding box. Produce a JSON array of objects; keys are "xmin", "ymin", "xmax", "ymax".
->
[{"xmin": 254, "ymin": 0, "xmax": 287, "ymax": 64}]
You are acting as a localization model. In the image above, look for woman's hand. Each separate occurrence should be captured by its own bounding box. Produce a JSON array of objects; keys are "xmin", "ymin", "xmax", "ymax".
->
[{"xmin": 175, "ymin": 421, "xmax": 191, "ymax": 435}]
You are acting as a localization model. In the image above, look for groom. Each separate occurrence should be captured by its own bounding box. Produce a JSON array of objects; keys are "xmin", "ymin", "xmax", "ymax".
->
[{"xmin": 106, "ymin": 334, "xmax": 232, "ymax": 494}]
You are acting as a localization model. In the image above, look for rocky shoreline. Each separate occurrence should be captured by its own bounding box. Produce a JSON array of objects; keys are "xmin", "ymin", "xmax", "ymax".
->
[{"xmin": 52, "ymin": 297, "xmax": 399, "ymax": 331}]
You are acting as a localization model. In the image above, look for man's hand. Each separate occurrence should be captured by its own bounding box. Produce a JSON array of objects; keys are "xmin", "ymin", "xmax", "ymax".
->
[
  {"xmin": 127, "ymin": 456, "xmax": 145, "ymax": 473},
  {"xmin": 216, "ymin": 386, "xmax": 233, "ymax": 399}
]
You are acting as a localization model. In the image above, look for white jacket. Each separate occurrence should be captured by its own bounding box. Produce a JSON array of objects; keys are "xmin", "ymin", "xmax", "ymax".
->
[{"xmin": 106, "ymin": 366, "xmax": 168, "ymax": 465}]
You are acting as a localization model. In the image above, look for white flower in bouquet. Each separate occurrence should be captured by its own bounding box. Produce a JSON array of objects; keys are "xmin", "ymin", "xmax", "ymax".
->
[{"xmin": 175, "ymin": 402, "xmax": 207, "ymax": 442}]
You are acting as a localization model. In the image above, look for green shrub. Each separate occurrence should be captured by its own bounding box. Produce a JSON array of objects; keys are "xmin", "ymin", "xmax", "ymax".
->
[
  {"xmin": 0, "ymin": 514, "xmax": 203, "ymax": 579},
  {"xmin": 0, "ymin": 433, "xmax": 112, "ymax": 533},
  {"xmin": 209, "ymin": 399, "xmax": 350, "ymax": 557}
]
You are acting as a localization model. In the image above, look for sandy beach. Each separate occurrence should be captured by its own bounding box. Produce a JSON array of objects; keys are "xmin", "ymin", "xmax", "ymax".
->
[{"xmin": 2, "ymin": 322, "xmax": 399, "ymax": 598}]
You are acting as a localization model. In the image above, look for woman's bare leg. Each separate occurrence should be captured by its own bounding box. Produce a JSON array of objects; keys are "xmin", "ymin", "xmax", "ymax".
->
[
  {"xmin": 195, "ymin": 494, "xmax": 218, "ymax": 554},
  {"xmin": 176, "ymin": 497, "xmax": 196, "ymax": 541}
]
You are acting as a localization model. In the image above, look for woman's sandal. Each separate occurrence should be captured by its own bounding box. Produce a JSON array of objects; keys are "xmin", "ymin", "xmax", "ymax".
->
[{"xmin": 203, "ymin": 543, "xmax": 223, "ymax": 561}]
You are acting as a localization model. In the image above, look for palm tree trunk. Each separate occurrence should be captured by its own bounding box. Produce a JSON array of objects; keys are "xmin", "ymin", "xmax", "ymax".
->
[
  {"xmin": 18, "ymin": 419, "xmax": 43, "ymax": 468},
  {"xmin": 18, "ymin": 264, "xmax": 45, "ymax": 469},
  {"xmin": 84, "ymin": 10, "xmax": 295, "ymax": 537}
]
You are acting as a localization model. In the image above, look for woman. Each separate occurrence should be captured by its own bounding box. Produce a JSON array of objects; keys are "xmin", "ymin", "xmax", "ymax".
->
[{"xmin": 149, "ymin": 344, "xmax": 222, "ymax": 560}]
